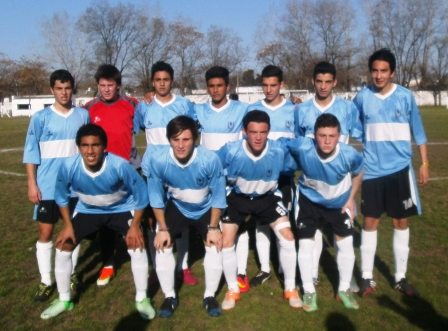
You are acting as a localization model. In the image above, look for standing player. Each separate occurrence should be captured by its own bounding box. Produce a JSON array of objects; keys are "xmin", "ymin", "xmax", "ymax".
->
[
  {"xmin": 218, "ymin": 111, "xmax": 301, "ymax": 311},
  {"xmin": 23, "ymin": 69, "xmax": 89, "ymax": 302},
  {"xmin": 287, "ymin": 113, "xmax": 363, "ymax": 311},
  {"xmin": 354, "ymin": 48, "xmax": 429, "ymax": 297},
  {"xmin": 142, "ymin": 116, "xmax": 226, "ymax": 317},
  {"xmin": 40, "ymin": 124, "xmax": 154, "ymax": 320}
]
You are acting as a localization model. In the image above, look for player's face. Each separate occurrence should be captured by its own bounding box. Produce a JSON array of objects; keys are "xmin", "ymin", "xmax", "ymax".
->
[
  {"xmin": 169, "ymin": 129, "xmax": 195, "ymax": 164},
  {"xmin": 98, "ymin": 78, "xmax": 119, "ymax": 101},
  {"xmin": 313, "ymin": 73, "xmax": 336, "ymax": 101},
  {"xmin": 207, "ymin": 77, "xmax": 229, "ymax": 107},
  {"xmin": 51, "ymin": 80, "xmax": 73, "ymax": 108},
  {"xmin": 244, "ymin": 121, "xmax": 269, "ymax": 156},
  {"xmin": 262, "ymin": 76, "xmax": 283, "ymax": 104},
  {"xmin": 370, "ymin": 60, "xmax": 395, "ymax": 93},
  {"xmin": 79, "ymin": 135, "xmax": 106, "ymax": 172},
  {"xmin": 315, "ymin": 126, "xmax": 340, "ymax": 158},
  {"xmin": 152, "ymin": 71, "xmax": 173, "ymax": 98}
]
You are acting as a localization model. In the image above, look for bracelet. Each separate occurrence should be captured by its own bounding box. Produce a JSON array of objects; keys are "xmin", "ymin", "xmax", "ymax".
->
[
  {"xmin": 422, "ymin": 161, "xmax": 429, "ymax": 168},
  {"xmin": 208, "ymin": 225, "xmax": 220, "ymax": 231},
  {"xmin": 158, "ymin": 228, "xmax": 169, "ymax": 232}
]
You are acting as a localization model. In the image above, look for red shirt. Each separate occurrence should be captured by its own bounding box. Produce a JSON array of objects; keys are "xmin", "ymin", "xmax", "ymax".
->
[{"xmin": 86, "ymin": 95, "xmax": 138, "ymax": 160}]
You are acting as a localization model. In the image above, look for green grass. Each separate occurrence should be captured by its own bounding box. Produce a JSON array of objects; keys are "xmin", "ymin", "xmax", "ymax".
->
[{"xmin": 1, "ymin": 107, "xmax": 447, "ymax": 330}]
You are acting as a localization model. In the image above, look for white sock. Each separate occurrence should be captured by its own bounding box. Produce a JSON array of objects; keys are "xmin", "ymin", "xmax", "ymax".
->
[
  {"xmin": 336, "ymin": 236, "xmax": 355, "ymax": 292},
  {"xmin": 222, "ymin": 245, "xmax": 239, "ymax": 292},
  {"xmin": 71, "ymin": 244, "xmax": 80, "ymax": 274},
  {"xmin": 156, "ymin": 247, "xmax": 176, "ymax": 298},
  {"xmin": 236, "ymin": 231, "xmax": 249, "ymax": 275},
  {"xmin": 361, "ymin": 230, "xmax": 377, "ymax": 279},
  {"xmin": 176, "ymin": 229, "xmax": 190, "ymax": 271},
  {"xmin": 55, "ymin": 249, "xmax": 72, "ymax": 301},
  {"xmin": 256, "ymin": 224, "xmax": 271, "ymax": 273},
  {"xmin": 393, "ymin": 228, "xmax": 410, "ymax": 282},
  {"xmin": 203, "ymin": 246, "xmax": 222, "ymax": 298},
  {"xmin": 312, "ymin": 229, "xmax": 323, "ymax": 279},
  {"xmin": 298, "ymin": 239, "xmax": 315, "ymax": 293},
  {"xmin": 128, "ymin": 249, "xmax": 149, "ymax": 301},
  {"xmin": 274, "ymin": 229, "xmax": 296, "ymax": 291},
  {"xmin": 36, "ymin": 241, "xmax": 53, "ymax": 286}
]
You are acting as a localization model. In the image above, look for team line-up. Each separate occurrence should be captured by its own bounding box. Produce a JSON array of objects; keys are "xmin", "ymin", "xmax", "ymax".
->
[{"xmin": 23, "ymin": 48, "xmax": 429, "ymax": 320}]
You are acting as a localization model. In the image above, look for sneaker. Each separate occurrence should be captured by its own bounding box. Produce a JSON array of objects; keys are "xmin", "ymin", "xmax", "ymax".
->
[
  {"xmin": 203, "ymin": 296, "xmax": 221, "ymax": 317},
  {"xmin": 221, "ymin": 291, "xmax": 240, "ymax": 310},
  {"xmin": 249, "ymin": 271, "xmax": 271, "ymax": 287},
  {"xmin": 395, "ymin": 278, "xmax": 418, "ymax": 297},
  {"xmin": 136, "ymin": 298, "xmax": 156, "ymax": 320},
  {"xmin": 360, "ymin": 278, "xmax": 376, "ymax": 297},
  {"xmin": 34, "ymin": 283, "xmax": 54, "ymax": 302},
  {"xmin": 337, "ymin": 290, "xmax": 359, "ymax": 309},
  {"xmin": 237, "ymin": 274, "xmax": 250, "ymax": 293},
  {"xmin": 302, "ymin": 292, "xmax": 318, "ymax": 312},
  {"xmin": 283, "ymin": 289, "xmax": 303, "ymax": 308},
  {"xmin": 97, "ymin": 266, "xmax": 115, "ymax": 286},
  {"xmin": 182, "ymin": 268, "xmax": 198, "ymax": 286},
  {"xmin": 159, "ymin": 297, "xmax": 178, "ymax": 318},
  {"xmin": 40, "ymin": 299, "xmax": 74, "ymax": 319},
  {"xmin": 312, "ymin": 277, "xmax": 320, "ymax": 286}
]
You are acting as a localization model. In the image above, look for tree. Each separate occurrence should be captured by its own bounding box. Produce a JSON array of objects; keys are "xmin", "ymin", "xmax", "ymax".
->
[
  {"xmin": 14, "ymin": 58, "xmax": 49, "ymax": 95},
  {"xmin": 0, "ymin": 55, "xmax": 18, "ymax": 99}
]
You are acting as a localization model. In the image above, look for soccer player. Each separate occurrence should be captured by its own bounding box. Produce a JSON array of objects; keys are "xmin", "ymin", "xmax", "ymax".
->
[
  {"xmin": 142, "ymin": 115, "xmax": 226, "ymax": 318},
  {"xmin": 296, "ymin": 61, "xmax": 361, "ymax": 289},
  {"xmin": 23, "ymin": 69, "xmax": 89, "ymax": 302},
  {"xmin": 287, "ymin": 113, "xmax": 363, "ymax": 311},
  {"xmin": 218, "ymin": 110, "xmax": 301, "ymax": 311},
  {"xmin": 85, "ymin": 64, "xmax": 140, "ymax": 286},
  {"xmin": 353, "ymin": 48, "xmax": 429, "ymax": 297}
]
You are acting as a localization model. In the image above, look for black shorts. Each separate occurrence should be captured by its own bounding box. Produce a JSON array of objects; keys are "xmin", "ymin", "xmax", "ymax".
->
[
  {"xmin": 361, "ymin": 166, "xmax": 419, "ymax": 219},
  {"xmin": 278, "ymin": 174, "xmax": 295, "ymax": 207},
  {"xmin": 296, "ymin": 194, "xmax": 354, "ymax": 239},
  {"xmin": 164, "ymin": 200, "xmax": 210, "ymax": 241},
  {"xmin": 222, "ymin": 191, "xmax": 288, "ymax": 228},
  {"xmin": 34, "ymin": 198, "xmax": 78, "ymax": 224}
]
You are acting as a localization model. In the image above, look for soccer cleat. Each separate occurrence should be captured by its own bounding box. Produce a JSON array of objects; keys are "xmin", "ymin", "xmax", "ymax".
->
[
  {"xmin": 337, "ymin": 290, "xmax": 360, "ymax": 309},
  {"xmin": 182, "ymin": 268, "xmax": 198, "ymax": 286},
  {"xmin": 302, "ymin": 292, "xmax": 318, "ymax": 312},
  {"xmin": 249, "ymin": 271, "xmax": 271, "ymax": 287},
  {"xmin": 237, "ymin": 274, "xmax": 250, "ymax": 293},
  {"xmin": 360, "ymin": 278, "xmax": 376, "ymax": 297},
  {"xmin": 395, "ymin": 278, "xmax": 419, "ymax": 297},
  {"xmin": 136, "ymin": 298, "xmax": 156, "ymax": 320},
  {"xmin": 159, "ymin": 297, "xmax": 177, "ymax": 318},
  {"xmin": 203, "ymin": 296, "xmax": 221, "ymax": 317},
  {"xmin": 34, "ymin": 283, "xmax": 54, "ymax": 302},
  {"xmin": 40, "ymin": 299, "xmax": 74, "ymax": 319},
  {"xmin": 283, "ymin": 289, "xmax": 303, "ymax": 308},
  {"xmin": 221, "ymin": 290, "xmax": 240, "ymax": 310},
  {"xmin": 96, "ymin": 266, "xmax": 115, "ymax": 286}
]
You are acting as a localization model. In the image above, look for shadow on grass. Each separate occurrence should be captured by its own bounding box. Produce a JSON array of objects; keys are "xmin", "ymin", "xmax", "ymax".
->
[
  {"xmin": 113, "ymin": 311, "xmax": 151, "ymax": 331},
  {"xmin": 325, "ymin": 312, "xmax": 356, "ymax": 331},
  {"xmin": 377, "ymin": 294, "xmax": 448, "ymax": 330}
]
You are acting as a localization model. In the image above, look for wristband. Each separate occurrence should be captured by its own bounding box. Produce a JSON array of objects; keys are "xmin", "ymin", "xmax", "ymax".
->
[
  {"xmin": 158, "ymin": 228, "xmax": 169, "ymax": 232},
  {"xmin": 422, "ymin": 161, "xmax": 429, "ymax": 168},
  {"xmin": 208, "ymin": 225, "xmax": 220, "ymax": 231}
]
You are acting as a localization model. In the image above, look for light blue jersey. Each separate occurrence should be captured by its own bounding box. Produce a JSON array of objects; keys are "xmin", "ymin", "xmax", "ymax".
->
[
  {"xmin": 194, "ymin": 99, "xmax": 248, "ymax": 151},
  {"xmin": 286, "ymin": 137, "xmax": 363, "ymax": 208},
  {"xmin": 353, "ymin": 84, "xmax": 427, "ymax": 179},
  {"xmin": 134, "ymin": 95, "xmax": 195, "ymax": 145},
  {"xmin": 217, "ymin": 139, "xmax": 296, "ymax": 198},
  {"xmin": 296, "ymin": 96, "xmax": 361, "ymax": 143},
  {"xmin": 247, "ymin": 98, "xmax": 297, "ymax": 140},
  {"xmin": 23, "ymin": 106, "xmax": 89, "ymax": 200},
  {"xmin": 143, "ymin": 145, "xmax": 227, "ymax": 220},
  {"xmin": 55, "ymin": 153, "xmax": 148, "ymax": 214}
]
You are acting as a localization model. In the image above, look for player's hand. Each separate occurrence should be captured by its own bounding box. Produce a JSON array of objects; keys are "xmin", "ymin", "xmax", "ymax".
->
[
  {"xmin": 419, "ymin": 164, "xmax": 429, "ymax": 185},
  {"xmin": 126, "ymin": 223, "xmax": 145, "ymax": 250},
  {"xmin": 206, "ymin": 229, "xmax": 222, "ymax": 251},
  {"xmin": 341, "ymin": 199, "xmax": 356, "ymax": 223},
  {"xmin": 154, "ymin": 231, "xmax": 171, "ymax": 252},
  {"xmin": 55, "ymin": 225, "xmax": 76, "ymax": 249},
  {"xmin": 27, "ymin": 182, "xmax": 41, "ymax": 204}
]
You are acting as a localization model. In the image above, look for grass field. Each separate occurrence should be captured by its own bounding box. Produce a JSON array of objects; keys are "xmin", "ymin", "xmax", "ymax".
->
[{"xmin": 0, "ymin": 107, "xmax": 447, "ymax": 330}]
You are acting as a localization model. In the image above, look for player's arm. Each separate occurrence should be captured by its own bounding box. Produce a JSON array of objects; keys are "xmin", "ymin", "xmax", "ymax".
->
[
  {"xmin": 341, "ymin": 170, "xmax": 364, "ymax": 221},
  {"xmin": 418, "ymin": 143, "xmax": 429, "ymax": 185},
  {"xmin": 55, "ymin": 205, "xmax": 76, "ymax": 249},
  {"xmin": 152, "ymin": 207, "xmax": 171, "ymax": 251},
  {"xmin": 25, "ymin": 163, "xmax": 41, "ymax": 203},
  {"xmin": 206, "ymin": 207, "xmax": 222, "ymax": 250},
  {"xmin": 126, "ymin": 208, "xmax": 146, "ymax": 250}
]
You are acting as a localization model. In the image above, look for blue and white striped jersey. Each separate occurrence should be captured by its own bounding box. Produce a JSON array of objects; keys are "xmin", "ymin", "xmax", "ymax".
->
[
  {"xmin": 353, "ymin": 84, "xmax": 427, "ymax": 179},
  {"xmin": 143, "ymin": 145, "xmax": 227, "ymax": 220},
  {"xmin": 23, "ymin": 106, "xmax": 89, "ymax": 199},
  {"xmin": 55, "ymin": 152, "xmax": 148, "ymax": 214}
]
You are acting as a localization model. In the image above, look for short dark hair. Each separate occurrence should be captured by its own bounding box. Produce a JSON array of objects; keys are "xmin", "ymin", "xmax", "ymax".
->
[
  {"xmin": 368, "ymin": 48, "xmax": 396, "ymax": 73},
  {"xmin": 151, "ymin": 61, "xmax": 174, "ymax": 80},
  {"xmin": 243, "ymin": 110, "xmax": 270, "ymax": 130},
  {"xmin": 314, "ymin": 113, "xmax": 340, "ymax": 133},
  {"xmin": 261, "ymin": 65, "xmax": 283, "ymax": 82},
  {"xmin": 50, "ymin": 69, "xmax": 74, "ymax": 88},
  {"xmin": 94, "ymin": 64, "xmax": 121, "ymax": 85},
  {"xmin": 76, "ymin": 124, "xmax": 108, "ymax": 147},
  {"xmin": 313, "ymin": 61, "xmax": 336, "ymax": 79},
  {"xmin": 166, "ymin": 115, "xmax": 198, "ymax": 141},
  {"xmin": 205, "ymin": 66, "xmax": 229, "ymax": 85}
]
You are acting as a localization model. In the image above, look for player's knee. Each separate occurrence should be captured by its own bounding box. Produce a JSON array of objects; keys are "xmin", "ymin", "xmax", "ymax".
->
[
  {"xmin": 273, "ymin": 221, "xmax": 294, "ymax": 244},
  {"xmin": 363, "ymin": 217, "xmax": 379, "ymax": 231},
  {"xmin": 38, "ymin": 224, "xmax": 54, "ymax": 242},
  {"xmin": 393, "ymin": 218, "xmax": 408, "ymax": 230},
  {"xmin": 222, "ymin": 237, "xmax": 235, "ymax": 249},
  {"xmin": 56, "ymin": 241, "xmax": 75, "ymax": 252}
]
